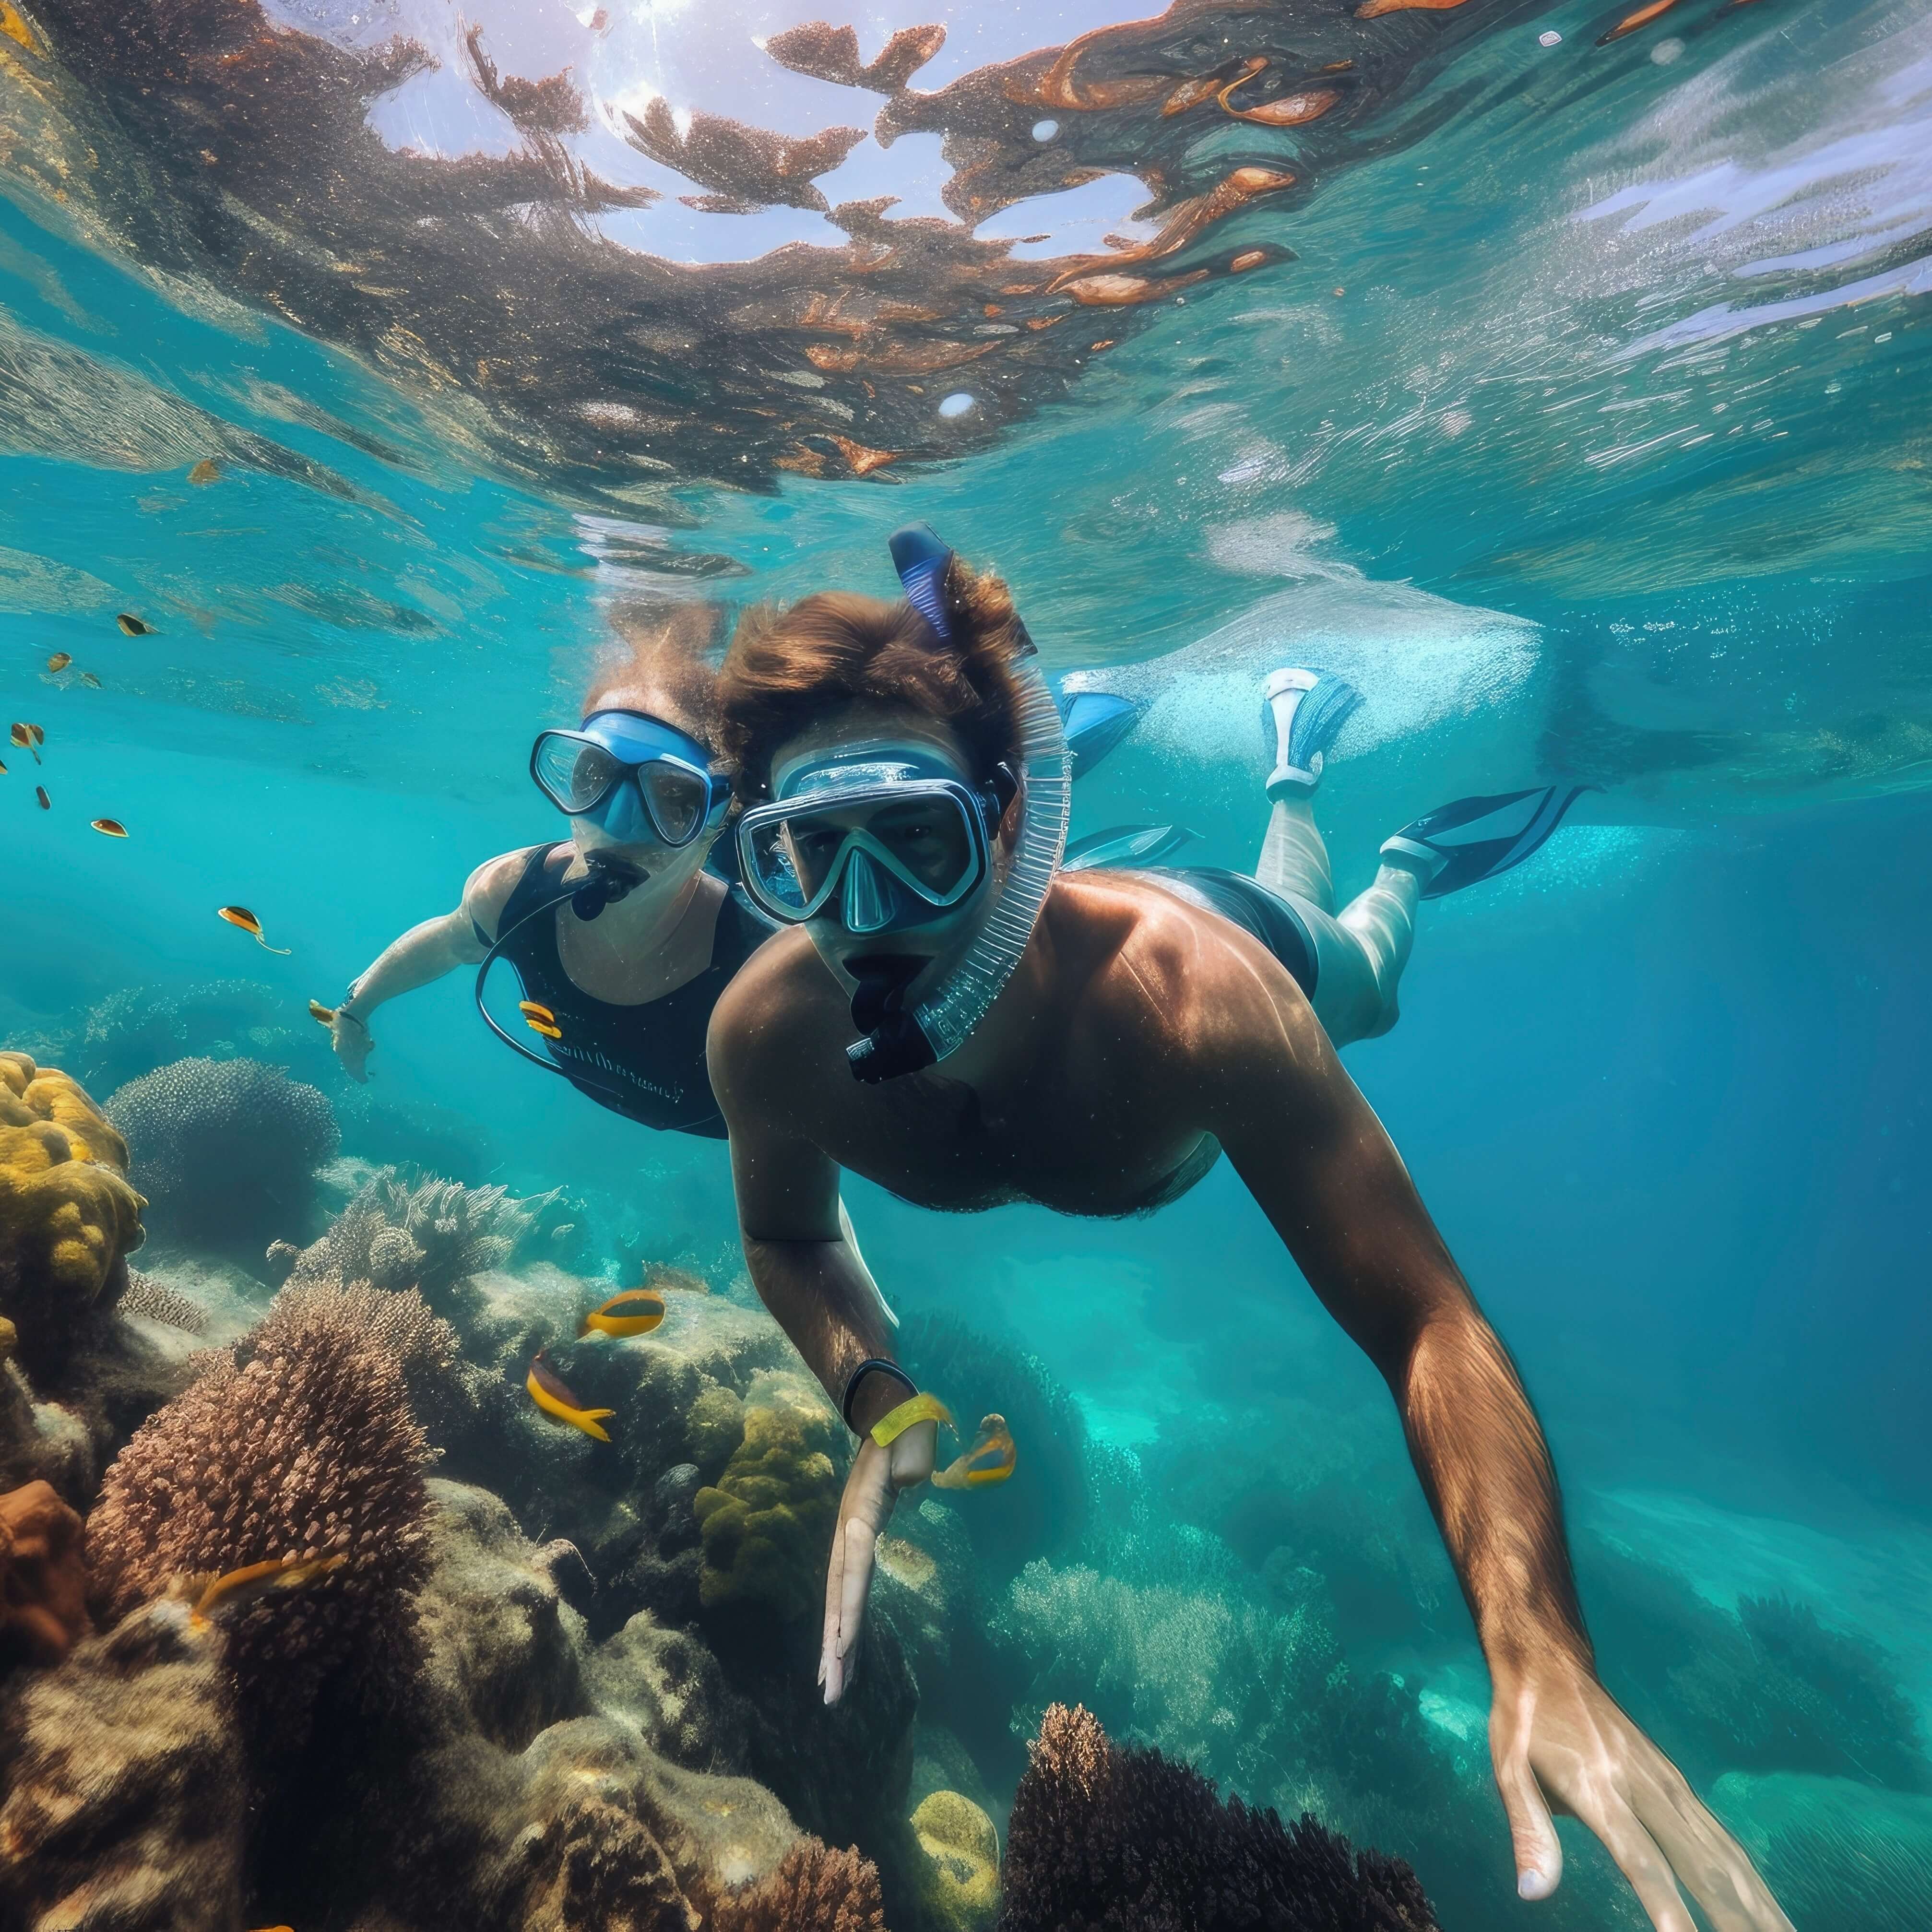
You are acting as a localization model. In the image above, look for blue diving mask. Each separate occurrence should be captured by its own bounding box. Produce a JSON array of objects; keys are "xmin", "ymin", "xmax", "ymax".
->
[
  {"xmin": 736, "ymin": 744, "xmax": 1014, "ymax": 936},
  {"xmin": 530, "ymin": 709, "xmax": 730, "ymax": 849}
]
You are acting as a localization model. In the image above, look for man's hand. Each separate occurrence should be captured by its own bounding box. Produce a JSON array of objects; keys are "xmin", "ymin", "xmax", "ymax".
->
[
  {"xmin": 1492, "ymin": 1654, "xmax": 1794, "ymax": 1931},
  {"xmin": 331, "ymin": 1010, "xmax": 373, "ymax": 1083},
  {"xmin": 819, "ymin": 1418, "xmax": 936, "ymax": 1704}
]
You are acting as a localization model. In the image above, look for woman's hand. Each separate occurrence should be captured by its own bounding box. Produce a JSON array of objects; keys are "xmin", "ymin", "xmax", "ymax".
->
[
  {"xmin": 1491, "ymin": 1653, "xmax": 1793, "ymax": 1931},
  {"xmin": 819, "ymin": 1417, "xmax": 936, "ymax": 1704},
  {"xmin": 331, "ymin": 1009, "xmax": 373, "ymax": 1083}
]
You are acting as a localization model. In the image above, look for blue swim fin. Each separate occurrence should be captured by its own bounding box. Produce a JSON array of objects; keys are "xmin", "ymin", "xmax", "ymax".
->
[
  {"xmin": 1264, "ymin": 668, "xmax": 1363, "ymax": 799},
  {"xmin": 1061, "ymin": 691, "xmax": 1141, "ymax": 780},
  {"xmin": 1064, "ymin": 824, "xmax": 1196, "ymax": 871},
  {"xmin": 1382, "ymin": 786, "xmax": 1591, "ymax": 899}
]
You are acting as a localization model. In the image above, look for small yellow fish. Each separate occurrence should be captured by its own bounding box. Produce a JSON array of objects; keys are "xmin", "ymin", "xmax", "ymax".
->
[
  {"xmin": 189, "ymin": 1553, "xmax": 347, "ymax": 1630},
  {"xmin": 519, "ymin": 998, "xmax": 562, "ymax": 1041},
  {"xmin": 91, "ymin": 818, "xmax": 129, "ymax": 838},
  {"xmin": 10, "ymin": 722, "xmax": 42, "ymax": 763},
  {"xmin": 45, "ymin": 652, "xmax": 71, "ymax": 673},
  {"xmin": 189, "ymin": 457, "xmax": 223, "ymax": 485},
  {"xmin": 526, "ymin": 1350, "xmax": 614, "ymax": 1442},
  {"xmin": 79, "ymin": 672, "xmax": 101, "ymax": 687},
  {"xmin": 217, "ymin": 905, "xmax": 291, "ymax": 953},
  {"xmin": 116, "ymin": 613, "xmax": 153, "ymax": 636},
  {"xmin": 580, "ymin": 1288, "xmax": 666, "ymax": 1339},
  {"xmin": 0, "ymin": 756, "xmax": 7, "ymax": 772},
  {"xmin": 308, "ymin": 998, "xmax": 336, "ymax": 1025},
  {"xmin": 35, "ymin": 785, "xmax": 49, "ymax": 810},
  {"xmin": 932, "ymin": 1412, "xmax": 1018, "ymax": 1490}
]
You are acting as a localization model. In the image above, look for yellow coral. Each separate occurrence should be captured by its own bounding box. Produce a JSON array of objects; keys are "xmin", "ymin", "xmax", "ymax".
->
[
  {"xmin": 0, "ymin": 1052, "xmax": 145, "ymax": 1360},
  {"xmin": 693, "ymin": 1390, "xmax": 840, "ymax": 1623},
  {"xmin": 912, "ymin": 1790, "xmax": 1000, "ymax": 1932}
]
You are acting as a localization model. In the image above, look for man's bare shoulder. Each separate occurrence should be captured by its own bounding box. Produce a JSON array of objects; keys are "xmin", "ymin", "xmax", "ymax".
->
[
  {"xmin": 707, "ymin": 926, "xmax": 851, "ymax": 1107},
  {"xmin": 1046, "ymin": 870, "xmax": 1321, "ymax": 1065}
]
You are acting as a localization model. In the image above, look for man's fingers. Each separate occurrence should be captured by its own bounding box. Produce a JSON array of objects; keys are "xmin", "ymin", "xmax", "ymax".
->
[
  {"xmin": 1636, "ymin": 1765, "xmax": 1796, "ymax": 1932},
  {"xmin": 1493, "ymin": 1747, "xmax": 1563, "ymax": 1900},
  {"xmin": 836, "ymin": 1514, "xmax": 876, "ymax": 1661},
  {"xmin": 1571, "ymin": 1788, "xmax": 1696, "ymax": 1932}
]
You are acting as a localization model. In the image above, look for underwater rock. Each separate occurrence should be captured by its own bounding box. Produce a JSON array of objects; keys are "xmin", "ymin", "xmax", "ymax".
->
[
  {"xmin": 1712, "ymin": 1769, "xmax": 1932, "ymax": 1932},
  {"xmin": 588, "ymin": 1606, "xmax": 745, "ymax": 1774},
  {"xmin": 912, "ymin": 1789, "xmax": 1000, "ymax": 1932},
  {"xmin": 106, "ymin": 1055, "xmax": 338, "ymax": 1257},
  {"xmin": 1000, "ymin": 1702, "xmax": 1442, "ymax": 1932},
  {"xmin": 84, "ymin": 1277, "xmax": 434, "ymax": 1759},
  {"xmin": 0, "ymin": 1051, "xmax": 146, "ymax": 1376},
  {"xmin": 315, "ymin": 1479, "xmax": 806, "ymax": 1931},
  {"xmin": 0, "ymin": 1600, "xmax": 248, "ymax": 1931},
  {"xmin": 0, "ymin": 1479, "xmax": 87, "ymax": 1668},
  {"xmin": 694, "ymin": 1375, "xmax": 842, "ymax": 1624}
]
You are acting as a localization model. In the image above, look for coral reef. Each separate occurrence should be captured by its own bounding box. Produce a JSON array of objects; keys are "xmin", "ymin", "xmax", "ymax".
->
[
  {"xmin": 1581, "ymin": 1542, "xmax": 1930, "ymax": 1791},
  {"xmin": 1713, "ymin": 1770, "xmax": 1932, "ymax": 1932},
  {"xmin": 106, "ymin": 1055, "xmax": 339, "ymax": 1256},
  {"xmin": 0, "ymin": 1051, "xmax": 146, "ymax": 1374},
  {"xmin": 900, "ymin": 1313, "xmax": 1089, "ymax": 1583},
  {"xmin": 0, "ymin": 1479, "xmax": 88, "ymax": 1667},
  {"xmin": 694, "ymin": 1375, "xmax": 842, "ymax": 1623},
  {"xmin": 84, "ymin": 1278, "xmax": 434, "ymax": 1754},
  {"xmin": 0, "ymin": 1600, "xmax": 249, "ymax": 1931},
  {"xmin": 999, "ymin": 1702, "xmax": 1441, "ymax": 1932},
  {"xmin": 284, "ymin": 1166, "xmax": 553, "ymax": 1307},
  {"xmin": 912, "ymin": 1789, "xmax": 1000, "ymax": 1932},
  {"xmin": 117, "ymin": 1266, "xmax": 211, "ymax": 1334},
  {"xmin": 706, "ymin": 1838, "xmax": 889, "ymax": 1932}
]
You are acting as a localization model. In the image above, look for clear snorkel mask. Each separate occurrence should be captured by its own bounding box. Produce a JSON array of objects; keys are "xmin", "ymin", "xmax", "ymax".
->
[{"xmin": 736, "ymin": 526, "xmax": 1071, "ymax": 1083}]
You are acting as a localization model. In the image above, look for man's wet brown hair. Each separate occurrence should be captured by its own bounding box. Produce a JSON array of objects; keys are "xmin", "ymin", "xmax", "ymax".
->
[
  {"xmin": 585, "ymin": 599, "xmax": 727, "ymax": 748},
  {"xmin": 719, "ymin": 559, "xmax": 1030, "ymax": 801}
]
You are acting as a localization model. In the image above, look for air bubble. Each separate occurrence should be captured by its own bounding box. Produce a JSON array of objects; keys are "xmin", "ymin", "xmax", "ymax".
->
[
  {"xmin": 1031, "ymin": 119, "xmax": 1059, "ymax": 142},
  {"xmin": 1651, "ymin": 36, "xmax": 1684, "ymax": 62},
  {"xmin": 1538, "ymin": 28, "xmax": 1562, "ymax": 45},
  {"xmin": 938, "ymin": 392, "xmax": 976, "ymax": 418}
]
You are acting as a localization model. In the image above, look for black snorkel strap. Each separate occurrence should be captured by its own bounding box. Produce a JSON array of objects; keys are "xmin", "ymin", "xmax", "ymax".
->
[{"xmin": 472, "ymin": 854, "xmax": 642, "ymax": 1104}]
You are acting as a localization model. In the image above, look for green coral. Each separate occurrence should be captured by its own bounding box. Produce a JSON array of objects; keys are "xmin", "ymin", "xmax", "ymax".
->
[
  {"xmin": 0, "ymin": 1052, "xmax": 145, "ymax": 1373},
  {"xmin": 694, "ymin": 1378, "xmax": 841, "ymax": 1624},
  {"xmin": 911, "ymin": 1789, "xmax": 998, "ymax": 1932}
]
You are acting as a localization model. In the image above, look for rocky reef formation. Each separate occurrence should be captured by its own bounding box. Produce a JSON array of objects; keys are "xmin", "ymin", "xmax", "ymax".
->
[
  {"xmin": 106, "ymin": 1055, "xmax": 339, "ymax": 1254},
  {"xmin": 999, "ymin": 1703, "xmax": 1441, "ymax": 1932}
]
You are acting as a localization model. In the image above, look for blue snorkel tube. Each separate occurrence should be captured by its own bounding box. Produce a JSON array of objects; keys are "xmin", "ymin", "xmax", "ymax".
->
[{"xmin": 843, "ymin": 527, "xmax": 1072, "ymax": 1083}]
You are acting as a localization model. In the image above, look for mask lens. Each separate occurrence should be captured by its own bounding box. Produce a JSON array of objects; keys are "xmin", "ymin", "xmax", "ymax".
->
[
  {"xmin": 745, "ymin": 818, "xmax": 812, "ymax": 913},
  {"xmin": 866, "ymin": 796, "xmax": 973, "ymax": 894},
  {"xmin": 640, "ymin": 761, "xmax": 710, "ymax": 845},
  {"xmin": 535, "ymin": 734, "xmax": 622, "ymax": 812}
]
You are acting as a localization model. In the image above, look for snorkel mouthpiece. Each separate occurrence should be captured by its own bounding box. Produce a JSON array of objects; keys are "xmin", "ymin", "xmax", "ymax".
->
[{"xmin": 572, "ymin": 851, "xmax": 644, "ymax": 921}]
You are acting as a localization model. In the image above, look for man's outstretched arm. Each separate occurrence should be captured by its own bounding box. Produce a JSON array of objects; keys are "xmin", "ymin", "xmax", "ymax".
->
[
  {"xmin": 715, "ymin": 1021, "xmax": 937, "ymax": 1703},
  {"xmin": 1203, "ymin": 970, "xmax": 1791, "ymax": 1932}
]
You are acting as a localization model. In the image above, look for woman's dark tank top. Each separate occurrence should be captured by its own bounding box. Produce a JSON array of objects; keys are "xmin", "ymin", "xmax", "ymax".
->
[{"xmin": 481, "ymin": 843, "xmax": 775, "ymax": 1138}]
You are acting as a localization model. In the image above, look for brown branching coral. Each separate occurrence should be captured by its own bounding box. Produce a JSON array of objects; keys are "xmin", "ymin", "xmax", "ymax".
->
[
  {"xmin": 84, "ymin": 1284, "xmax": 434, "ymax": 1750},
  {"xmin": 999, "ymin": 1703, "xmax": 1441, "ymax": 1932},
  {"xmin": 707, "ymin": 1838, "xmax": 888, "ymax": 1932},
  {"xmin": 0, "ymin": 1052, "xmax": 145, "ymax": 1375},
  {"xmin": 0, "ymin": 1479, "xmax": 88, "ymax": 1668}
]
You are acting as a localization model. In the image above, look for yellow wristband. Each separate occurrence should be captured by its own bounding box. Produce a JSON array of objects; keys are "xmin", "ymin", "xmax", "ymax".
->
[{"xmin": 869, "ymin": 1392, "xmax": 954, "ymax": 1448}]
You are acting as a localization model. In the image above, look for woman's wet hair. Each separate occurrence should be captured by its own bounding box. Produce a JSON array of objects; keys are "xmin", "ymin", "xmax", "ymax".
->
[
  {"xmin": 719, "ymin": 560, "xmax": 1029, "ymax": 801},
  {"xmin": 584, "ymin": 600, "xmax": 727, "ymax": 747}
]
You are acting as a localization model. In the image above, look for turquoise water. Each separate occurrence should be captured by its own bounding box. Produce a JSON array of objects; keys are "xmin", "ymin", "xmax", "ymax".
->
[{"xmin": 2, "ymin": 0, "xmax": 1929, "ymax": 1925}]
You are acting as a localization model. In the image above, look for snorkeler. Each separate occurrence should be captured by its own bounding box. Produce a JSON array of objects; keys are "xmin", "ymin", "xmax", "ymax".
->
[
  {"xmin": 705, "ymin": 530, "xmax": 1794, "ymax": 1932},
  {"xmin": 325, "ymin": 601, "xmax": 1138, "ymax": 1138}
]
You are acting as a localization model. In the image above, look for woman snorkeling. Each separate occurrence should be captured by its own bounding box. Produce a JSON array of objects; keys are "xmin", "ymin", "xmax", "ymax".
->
[{"xmin": 326, "ymin": 600, "xmax": 1137, "ymax": 1138}]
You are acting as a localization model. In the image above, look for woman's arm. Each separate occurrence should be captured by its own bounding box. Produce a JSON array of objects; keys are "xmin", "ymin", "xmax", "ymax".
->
[{"xmin": 330, "ymin": 850, "xmax": 529, "ymax": 1082}]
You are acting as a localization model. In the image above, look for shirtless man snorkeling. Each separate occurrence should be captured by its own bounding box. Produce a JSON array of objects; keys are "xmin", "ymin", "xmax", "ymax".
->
[{"xmin": 705, "ymin": 527, "xmax": 1793, "ymax": 1932}]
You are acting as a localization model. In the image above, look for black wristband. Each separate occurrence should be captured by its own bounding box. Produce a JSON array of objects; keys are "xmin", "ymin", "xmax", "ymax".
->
[{"xmin": 841, "ymin": 1357, "xmax": 916, "ymax": 1433}]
